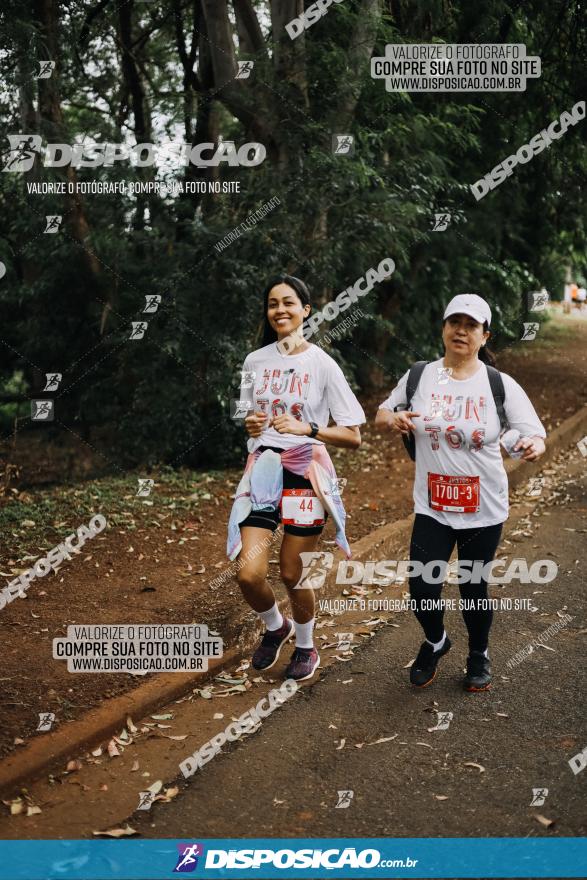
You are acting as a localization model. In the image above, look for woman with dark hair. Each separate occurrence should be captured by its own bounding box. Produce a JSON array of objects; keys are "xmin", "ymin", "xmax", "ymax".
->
[
  {"xmin": 227, "ymin": 274, "xmax": 365, "ymax": 681},
  {"xmin": 376, "ymin": 294, "xmax": 546, "ymax": 691}
]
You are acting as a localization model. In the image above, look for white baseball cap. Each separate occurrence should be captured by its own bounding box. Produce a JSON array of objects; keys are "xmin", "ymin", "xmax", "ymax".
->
[{"xmin": 443, "ymin": 293, "xmax": 492, "ymax": 326}]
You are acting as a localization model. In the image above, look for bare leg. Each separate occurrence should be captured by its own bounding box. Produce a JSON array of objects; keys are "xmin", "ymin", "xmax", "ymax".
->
[
  {"xmin": 279, "ymin": 531, "xmax": 322, "ymax": 623},
  {"xmin": 235, "ymin": 526, "xmax": 276, "ymax": 612}
]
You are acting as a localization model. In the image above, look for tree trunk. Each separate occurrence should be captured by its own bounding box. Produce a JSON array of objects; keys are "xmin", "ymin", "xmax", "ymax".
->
[
  {"xmin": 118, "ymin": 0, "xmax": 154, "ymax": 231},
  {"xmin": 34, "ymin": 0, "xmax": 102, "ymax": 278}
]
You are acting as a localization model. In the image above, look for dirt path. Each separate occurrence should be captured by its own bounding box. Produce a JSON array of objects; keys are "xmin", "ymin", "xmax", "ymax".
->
[
  {"xmin": 0, "ymin": 441, "xmax": 584, "ymax": 843},
  {"xmin": 0, "ymin": 309, "xmax": 585, "ymax": 759},
  {"xmin": 131, "ymin": 454, "xmax": 586, "ymax": 842}
]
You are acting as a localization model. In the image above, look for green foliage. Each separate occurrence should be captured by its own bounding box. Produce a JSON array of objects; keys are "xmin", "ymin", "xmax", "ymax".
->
[{"xmin": 0, "ymin": 0, "xmax": 585, "ymax": 469}]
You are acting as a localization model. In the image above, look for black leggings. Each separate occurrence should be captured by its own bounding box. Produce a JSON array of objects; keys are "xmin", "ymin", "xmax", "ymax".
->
[{"xmin": 409, "ymin": 514, "xmax": 503, "ymax": 653}]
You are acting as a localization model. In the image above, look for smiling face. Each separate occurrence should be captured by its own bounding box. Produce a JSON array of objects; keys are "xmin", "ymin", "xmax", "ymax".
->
[
  {"xmin": 267, "ymin": 282, "xmax": 311, "ymax": 339},
  {"xmin": 442, "ymin": 313, "xmax": 490, "ymax": 359}
]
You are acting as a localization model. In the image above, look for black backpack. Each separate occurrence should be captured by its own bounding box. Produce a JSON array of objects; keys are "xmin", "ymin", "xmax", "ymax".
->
[{"xmin": 394, "ymin": 361, "xmax": 509, "ymax": 461}]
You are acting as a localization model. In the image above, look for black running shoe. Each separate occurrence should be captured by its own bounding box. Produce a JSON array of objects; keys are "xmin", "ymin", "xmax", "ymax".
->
[
  {"xmin": 409, "ymin": 637, "xmax": 452, "ymax": 688},
  {"xmin": 251, "ymin": 618, "xmax": 294, "ymax": 671},
  {"xmin": 464, "ymin": 651, "xmax": 492, "ymax": 691}
]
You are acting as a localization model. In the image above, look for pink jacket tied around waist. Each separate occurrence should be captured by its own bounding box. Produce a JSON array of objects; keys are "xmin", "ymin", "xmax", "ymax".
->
[{"xmin": 227, "ymin": 444, "xmax": 352, "ymax": 561}]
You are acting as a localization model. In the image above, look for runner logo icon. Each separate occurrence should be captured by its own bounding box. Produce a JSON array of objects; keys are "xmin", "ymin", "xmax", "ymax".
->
[
  {"xmin": 174, "ymin": 843, "xmax": 204, "ymax": 872},
  {"xmin": 530, "ymin": 788, "xmax": 548, "ymax": 806},
  {"xmin": 296, "ymin": 551, "xmax": 334, "ymax": 589},
  {"xmin": 3, "ymin": 135, "xmax": 42, "ymax": 172}
]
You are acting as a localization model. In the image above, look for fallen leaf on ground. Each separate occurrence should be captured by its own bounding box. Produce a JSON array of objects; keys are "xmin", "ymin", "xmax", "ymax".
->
[
  {"xmin": 127, "ymin": 717, "xmax": 138, "ymax": 734},
  {"xmin": 335, "ymin": 738, "xmax": 346, "ymax": 750},
  {"xmin": 151, "ymin": 713, "xmax": 173, "ymax": 720},
  {"xmin": 463, "ymin": 762, "xmax": 485, "ymax": 773},
  {"xmin": 216, "ymin": 684, "xmax": 249, "ymax": 695},
  {"xmin": 215, "ymin": 675, "xmax": 248, "ymax": 686},
  {"xmin": 130, "ymin": 761, "xmax": 139, "ymax": 772},
  {"xmin": 91, "ymin": 746, "xmax": 103, "ymax": 757},
  {"xmin": 534, "ymin": 814, "xmax": 555, "ymax": 828},
  {"xmin": 66, "ymin": 760, "xmax": 82, "ymax": 772},
  {"xmin": 155, "ymin": 786, "xmax": 179, "ymax": 803},
  {"xmin": 93, "ymin": 825, "xmax": 138, "ymax": 838},
  {"xmin": 107, "ymin": 740, "xmax": 120, "ymax": 758},
  {"xmin": 434, "ymin": 795, "xmax": 449, "ymax": 800},
  {"xmin": 367, "ymin": 735, "xmax": 397, "ymax": 746},
  {"xmin": 7, "ymin": 798, "xmax": 24, "ymax": 815},
  {"xmin": 26, "ymin": 805, "xmax": 42, "ymax": 816}
]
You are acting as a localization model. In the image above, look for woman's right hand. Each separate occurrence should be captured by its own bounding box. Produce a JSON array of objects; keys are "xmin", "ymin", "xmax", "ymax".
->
[
  {"xmin": 390, "ymin": 410, "xmax": 420, "ymax": 434},
  {"xmin": 244, "ymin": 410, "xmax": 269, "ymax": 438}
]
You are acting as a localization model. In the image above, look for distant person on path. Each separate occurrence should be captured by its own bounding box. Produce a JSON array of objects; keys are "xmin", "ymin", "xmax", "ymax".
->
[
  {"xmin": 570, "ymin": 282, "xmax": 579, "ymax": 310},
  {"xmin": 375, "ymin": 294, "xmax": 546, "ymax": 691},
  {"xmin": 227, "ymin": 274, "xmax": 365, "ymax": 681}
]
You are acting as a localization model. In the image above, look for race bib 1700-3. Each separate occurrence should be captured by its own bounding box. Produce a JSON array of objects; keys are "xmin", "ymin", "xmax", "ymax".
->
[{"xmin": 428, "ymin": 473, "xmax": 480, "ymax": 514}]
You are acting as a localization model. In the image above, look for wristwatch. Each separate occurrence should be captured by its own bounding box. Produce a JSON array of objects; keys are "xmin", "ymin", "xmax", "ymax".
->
[{"xmin": 308, "ymin": 421, "xmax": 320, "ymax": 438}]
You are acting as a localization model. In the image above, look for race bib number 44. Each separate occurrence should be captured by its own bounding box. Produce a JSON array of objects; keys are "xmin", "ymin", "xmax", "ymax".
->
[
  {"xmin": 281, "ymin": 489, "xmax": 325, "ymax": 526},
  {"xmin": 428, "ymin": 473, "xmax": 480, "ymax": 514}
]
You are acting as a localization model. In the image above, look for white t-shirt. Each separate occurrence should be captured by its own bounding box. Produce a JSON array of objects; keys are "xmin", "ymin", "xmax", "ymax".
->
[
  {"xmin": 378, "ymin": 359, "xmax": 546, "ymax": 528},
  {"xmin": 240, "ymin": 342, "xmax": 366, "ymax": 453}
]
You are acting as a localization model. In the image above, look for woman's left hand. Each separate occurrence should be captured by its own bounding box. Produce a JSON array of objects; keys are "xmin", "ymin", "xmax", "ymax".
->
[
  {"xmin": 270, "ymin": 414, "xmax": 311, "ymax": 436},
  {"xmin": 514, "ymin": 436, "xmax": 546, "ymax": 462}
]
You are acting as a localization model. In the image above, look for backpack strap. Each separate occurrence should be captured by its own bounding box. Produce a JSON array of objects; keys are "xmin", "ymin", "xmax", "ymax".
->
[
  {"xmin": 405, "ymin": 360, "xmax": 428, "ymax": 409},
  {"xmin": 486, "ymin": 365, "xmax": 508, "ymax": 431},
  {"xmin": 395, "ymin": 361, "xmax": 428, "ymax": 462}
]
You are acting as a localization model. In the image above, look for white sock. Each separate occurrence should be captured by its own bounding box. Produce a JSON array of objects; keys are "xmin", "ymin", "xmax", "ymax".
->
[
  {"xmin": 482, "ymin": 648, "xmax": 489, "ymax": 658},
  {"xmin": 258, "ymin": 601, "xmax": 283, "ymax": 632},
  {"xmin": 294, "ymin": 618, "xmax": 315, "ymax": 649},
  {"xmin": 427, "ymin": 631, "xmax": 446, "ymax": 652}
]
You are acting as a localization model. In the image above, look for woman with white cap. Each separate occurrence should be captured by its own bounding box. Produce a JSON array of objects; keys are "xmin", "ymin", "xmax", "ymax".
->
[{"xmin": 375, "ymin": 294, "xmax": 546, "ymax": 691}]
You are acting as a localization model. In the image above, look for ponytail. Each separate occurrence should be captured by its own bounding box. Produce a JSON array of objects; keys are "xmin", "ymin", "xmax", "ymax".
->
[{"xmin": 478, "ymin": 320, "xmax": 496, "ymax": 366}]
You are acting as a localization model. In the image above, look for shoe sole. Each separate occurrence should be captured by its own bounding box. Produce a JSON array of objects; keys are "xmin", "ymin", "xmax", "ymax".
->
[
  {"xmin": 286, "ymin": 652, "xmax": 321, "ymax": 682},
  {"xmin": 464, "ymin": 682, "xmax": 492, "ymax": 692},
  {"xmin": 251, "ymin": 622, "xmax": 294, "ymax": 672},
  {"xmin": 410, "ymin": 643, "xmax": 451, "ymax": 688},
  {"xmin": 412, "ymin": 668, "xmax": 438, "ymax": 688}
]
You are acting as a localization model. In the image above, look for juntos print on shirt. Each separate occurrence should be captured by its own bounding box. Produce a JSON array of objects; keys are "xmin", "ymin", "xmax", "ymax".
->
[
  {"xmin": 423, "ymin": 392, "xmax": 487, "ymax": 452},
  {"xmin": 254, "ymin": 368, "xmax": 311, "ymax": 420}
]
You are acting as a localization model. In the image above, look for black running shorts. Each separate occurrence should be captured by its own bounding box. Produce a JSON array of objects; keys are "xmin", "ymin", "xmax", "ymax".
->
[{"xmin": 239, "ymin": 446, "xmax": 329, "ymax": 537}]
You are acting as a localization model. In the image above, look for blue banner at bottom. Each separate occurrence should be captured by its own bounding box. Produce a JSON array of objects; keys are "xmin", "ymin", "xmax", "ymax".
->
[{"xmin": 0, "ymin": 838, "xmax": 584, "ymax": 879}]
